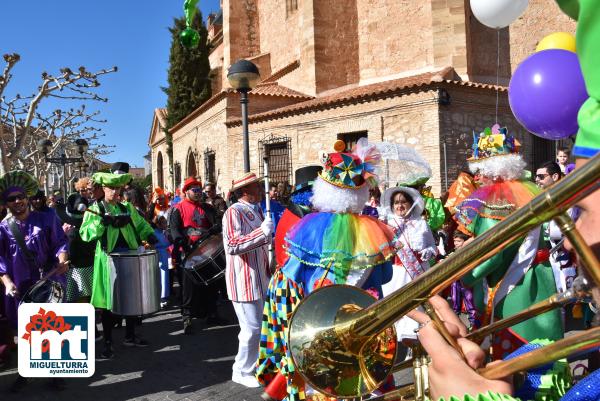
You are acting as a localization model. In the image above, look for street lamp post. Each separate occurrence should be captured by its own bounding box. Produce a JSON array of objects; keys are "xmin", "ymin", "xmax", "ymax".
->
[
  {"xmin": 227, "ymin": 59, "xmax": 260, "ymax": 173},
  {"xmin": 37, "ymin": 138, "xmax": 89, "ymax": 198}
]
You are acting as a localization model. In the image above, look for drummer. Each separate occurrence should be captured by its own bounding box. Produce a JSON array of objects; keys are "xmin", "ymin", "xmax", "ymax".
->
[
  {"xmin": 80, "ymin": 171, "xmax": 157, "ymax": 359},
  {"xmin": 169, "ymin": 176, "xmax": 222, "ymax": 334},
  {"xmin": 0, "ymin": 171, "xmax": 69, "ymax": 328},
  {"xmin": 0, "ymin": 171, "xmax": 69, "ymax": 392}
]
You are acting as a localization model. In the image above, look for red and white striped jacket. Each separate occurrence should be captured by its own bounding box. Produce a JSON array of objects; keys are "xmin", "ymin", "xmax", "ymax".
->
[{"xmin": 222, "ymin": 200, "xmax": 270, "ymax": 302}]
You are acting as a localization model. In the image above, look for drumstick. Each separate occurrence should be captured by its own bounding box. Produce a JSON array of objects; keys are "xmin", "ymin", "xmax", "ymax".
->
[
  {"xmin": 77, "ymin": 203, "xmax": 102, "ymax": 216},
  {"xmin": 263, "ymin": 157, "xmax": 275, "ymax": 268}
]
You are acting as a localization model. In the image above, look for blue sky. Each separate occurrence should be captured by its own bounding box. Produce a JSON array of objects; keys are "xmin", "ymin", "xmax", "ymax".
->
[{"xmin": 1, "ymin": 0, "xmax": 221, "ymax": 167}]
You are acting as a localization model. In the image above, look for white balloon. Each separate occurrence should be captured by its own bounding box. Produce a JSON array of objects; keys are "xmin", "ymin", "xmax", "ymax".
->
[{"xmin": 470, "ymin": 0, "xmax": 528, "ymax": 29}]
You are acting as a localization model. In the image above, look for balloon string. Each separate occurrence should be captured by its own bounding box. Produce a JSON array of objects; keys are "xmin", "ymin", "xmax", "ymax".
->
[
  {"xmin": 184, "ymin": 0, "xmax": 200, "ymax": 28},
  {"xmin": 495, "ymin": 29, "xmax": 500, "ymax": 124},
  {"xmin": 495, "ymin": 30, "xmax": 500, "ymax": 123}
]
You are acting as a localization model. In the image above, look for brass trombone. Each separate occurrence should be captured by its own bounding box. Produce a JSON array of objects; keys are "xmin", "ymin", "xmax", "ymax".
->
[
  {"xmin": 287, "ymin": 152, "xmax": 600, "ymax": 399},
  {"xmin": 387, "ymin": 275, "xmax": 593, "ymax": 373}
]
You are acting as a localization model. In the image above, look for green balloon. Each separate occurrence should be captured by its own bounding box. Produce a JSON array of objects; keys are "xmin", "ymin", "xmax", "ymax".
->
[{"xmin": 180, "ymin": 28, "xmax": 200, "ymax": 49}]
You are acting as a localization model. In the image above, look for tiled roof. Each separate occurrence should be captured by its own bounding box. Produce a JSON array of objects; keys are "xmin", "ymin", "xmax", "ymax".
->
[
  {"xmin": 226, "ymin": 67, "xmax": 508, "ymax": 126},
  {"xmin": 261, "ymin": 60, "xmax": 301, "ymax": 84},
  {"xmin": 251, "ymin": 82, "xmax": 312, "ymax": 99},
  {"xmin": 168, "ymin": 83, "xmax": 311, "ymax": 133},
  {"xmin": 442, "ymin": 80, "xmax": 507, "ymax": 91}
]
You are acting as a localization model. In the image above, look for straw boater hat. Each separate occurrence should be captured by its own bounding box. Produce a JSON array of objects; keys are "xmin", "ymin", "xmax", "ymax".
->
[{"xmin": 231, "ymin": 172, "xmax": 260, "ymax": 192}]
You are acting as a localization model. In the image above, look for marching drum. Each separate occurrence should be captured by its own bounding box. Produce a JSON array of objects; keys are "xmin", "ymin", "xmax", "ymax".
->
[
  {"xmin": 20, "ymin": 279, "xmax": 64, "ymax": 304},
  {"xmin": 108, "ymin": 249, "xmax": 160, "ymax": 316},
  {"xmin": 183, "ymin": 234, "xmax": 226, "ymax": 286}
]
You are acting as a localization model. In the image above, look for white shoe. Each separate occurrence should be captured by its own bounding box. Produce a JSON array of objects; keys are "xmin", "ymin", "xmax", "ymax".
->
[{"xmin": 232, "ymin": 373, "xmax": 260, "ymax": 388}]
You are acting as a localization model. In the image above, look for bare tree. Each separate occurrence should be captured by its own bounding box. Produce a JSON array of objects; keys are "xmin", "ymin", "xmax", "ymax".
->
[
  {"xmin": 0, "ymin": 53, "xmax": 117, "ymax": 175},
  {"xmin": 21, "ymin": 105, "xmax": 115, "ymax": 191}
]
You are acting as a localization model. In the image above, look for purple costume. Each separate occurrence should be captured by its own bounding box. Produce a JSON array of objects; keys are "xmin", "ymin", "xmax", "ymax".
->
[
  {"xmin": 0, "ymin": 211, "xmax": 68, "ymax": 327},
  {"xmin": 450, "ymin": 280, "xmax": 478, "ymax": 327}
]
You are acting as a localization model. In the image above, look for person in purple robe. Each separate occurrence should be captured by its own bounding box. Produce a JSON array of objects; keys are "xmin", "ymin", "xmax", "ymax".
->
[{"xmin": 0, "ymin": 171, "xmax": 69, "ymax": 329}]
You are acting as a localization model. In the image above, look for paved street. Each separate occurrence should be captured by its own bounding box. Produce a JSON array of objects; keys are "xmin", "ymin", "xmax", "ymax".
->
[{"xmin": 0, "ymin": 299, "xmax": 588, "ymax": 401}]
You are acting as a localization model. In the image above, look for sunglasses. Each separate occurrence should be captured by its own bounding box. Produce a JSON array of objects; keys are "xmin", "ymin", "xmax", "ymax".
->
[
  {"xmin": 535, "ymin": 173, "xmax": 549, "ymax": 180},
  {"xmin": 190, "ymin": 187, "xmax": 203, "ymax": 193},
  {"xmin": 6, "ymin": 194, "xmax": 26, "ymax": 203}
]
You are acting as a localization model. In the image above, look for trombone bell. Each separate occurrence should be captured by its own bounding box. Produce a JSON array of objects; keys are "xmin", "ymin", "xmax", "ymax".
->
[{"xmin": 289, "ymin": 285, "xmax": 397, "ymax": 399}]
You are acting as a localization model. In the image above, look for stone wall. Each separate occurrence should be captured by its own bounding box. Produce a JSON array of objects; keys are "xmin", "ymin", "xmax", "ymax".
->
[
  {"xmin": 171, "ymin": 98, "xmax": 230, "ymax": 194},
  {"xmin": 431, "ymin": 0, "xmax": 468, "ymax": 76},
  {"xmin": 226, "ymin": 90, "xmax": 445, "ymax": 195},
  {"xmin": 438, "ymin": 84, "xmax": 552, "ymax": 191},
  {"xmin": 257, "ymin": 0, "xmax": 302, "ymax": 75},
  {"xmin": 466, "ymin": 0, "xmax": 575, "ymax": 84},
  {"xmin": 209, "ymin": 41, "xmax": 224, "ymax": 71},
  {"xmin": 508, "ymin": 0, "xmax": 576, "ymax": 73},
  {"xmin": 313, "ymin": 0, "xmax": 360, "ymax": 93},
  {"xmin": 151, "ymin": 142, "xmax": 170, "ymax": 191},
  {"xmin": 214, "ymin": 0, "xmax": 577, "ymax": 96},
  {"xmin": 356, "ymin": 0, "xmax": 434, "ymax": 83},
  {"xmin": 221, "ymin": 0, "xmax": 261, "ymax": 90}
]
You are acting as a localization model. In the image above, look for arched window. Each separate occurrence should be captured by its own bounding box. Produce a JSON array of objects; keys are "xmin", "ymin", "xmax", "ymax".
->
[
  {"xmin": 187, "ymin": 149, "xmax": 197, "ymax": 178},
  {"xmin": 157, "ymin": 152, "xmax": 164, "ymax": 188}
]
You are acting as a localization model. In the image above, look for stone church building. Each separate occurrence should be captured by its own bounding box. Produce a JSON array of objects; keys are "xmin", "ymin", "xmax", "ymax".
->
[{"xmin": 149, "ymin": 0, "xmax": 575, "ymax": 196}]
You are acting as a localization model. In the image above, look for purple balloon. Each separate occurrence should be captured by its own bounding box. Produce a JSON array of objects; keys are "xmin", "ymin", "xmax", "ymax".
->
[{"xmin": 508, "ymin": 49, "xmax": 588, "ymax": 140}]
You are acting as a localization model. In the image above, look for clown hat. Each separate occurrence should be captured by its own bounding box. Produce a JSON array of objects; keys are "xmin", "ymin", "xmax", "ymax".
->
[{"xmin": 318, "ymin": 139, "xmax": 379, "ymax": 190}]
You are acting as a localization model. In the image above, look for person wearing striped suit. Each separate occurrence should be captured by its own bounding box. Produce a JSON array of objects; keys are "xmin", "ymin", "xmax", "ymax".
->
[{"xmin": 223, "ymin": 172, "xmax": 273, "ymax": 388}]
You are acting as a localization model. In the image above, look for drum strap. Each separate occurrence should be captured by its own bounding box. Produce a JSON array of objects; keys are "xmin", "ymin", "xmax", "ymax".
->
[{"xmin": 8, "ymin": 217, "xmax": 43, "ymax": 279}]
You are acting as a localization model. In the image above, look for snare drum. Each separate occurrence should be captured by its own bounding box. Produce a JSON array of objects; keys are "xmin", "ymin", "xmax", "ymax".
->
[
  {"xmin": 183, "ymin": 234, "xmax": 226, "ymax": 286},
  {"xmin": 20, "ymin": 279, "xmax": 64, "ymax": 305}
]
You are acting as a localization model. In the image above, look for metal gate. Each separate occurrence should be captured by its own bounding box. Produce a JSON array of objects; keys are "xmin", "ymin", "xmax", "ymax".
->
[{"xmin": 258, "ymin": 134, "xmax": 292, "ymax": 186}]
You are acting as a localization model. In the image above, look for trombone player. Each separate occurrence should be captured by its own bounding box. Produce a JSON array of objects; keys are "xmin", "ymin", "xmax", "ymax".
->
[{"xmin": 417, "ymin": 0, "xmax": 600, "ymax": 397}]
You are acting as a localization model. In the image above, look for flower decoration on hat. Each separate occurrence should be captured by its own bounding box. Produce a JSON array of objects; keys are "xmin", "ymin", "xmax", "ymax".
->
[
  {"xmin": 319, "ymin": 138, "xmax": 381, "ymax": 190},
  {"xmin": 470, "ymin": 124, "xmax": 521, "ymax": 160}
]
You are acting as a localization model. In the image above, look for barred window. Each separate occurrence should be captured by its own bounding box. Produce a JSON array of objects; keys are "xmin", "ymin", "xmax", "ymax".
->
[
  {"xmin": 204, "ymin": 148, "xmax": 216, "ymax": 184},
  {"xmin": 174, "ymin": 162, "xmax": 182, "ymax": 190},
  {"xmin": 259, "ymin": 135, "xmax": 292, "ymax": 188}
]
